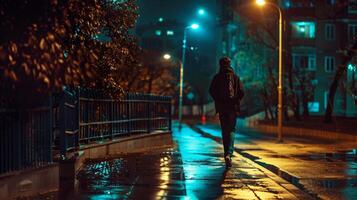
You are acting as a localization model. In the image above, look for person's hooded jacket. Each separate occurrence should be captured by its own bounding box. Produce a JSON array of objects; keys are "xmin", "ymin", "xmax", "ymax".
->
[{"xmin": 209, "ymin": 65, "xmax": 244, "ymax": 114}]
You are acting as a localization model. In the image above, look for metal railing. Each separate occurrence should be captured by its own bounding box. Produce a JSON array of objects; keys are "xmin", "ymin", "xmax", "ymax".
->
[
  {"xmin": 57, "ymin": 88, "xmax": 172, "ymax": 157},
  {"xmin": 0, "ymin": 88, "xmax": 172, "ymax": 174},
  {"xmin": 0, "ymin": 103, "xmax": 53, "ymax": 175}
]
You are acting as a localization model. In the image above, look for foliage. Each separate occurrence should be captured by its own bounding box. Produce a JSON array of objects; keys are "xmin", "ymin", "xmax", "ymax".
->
[{"xmin": 0, "ymin": 0, "xmax": 144, "ymax": 107}]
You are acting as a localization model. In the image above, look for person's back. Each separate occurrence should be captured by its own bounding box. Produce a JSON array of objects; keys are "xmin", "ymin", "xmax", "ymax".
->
[{"xmin": 209, "ymin": 57, "xmax": 244, "ymax": 169}]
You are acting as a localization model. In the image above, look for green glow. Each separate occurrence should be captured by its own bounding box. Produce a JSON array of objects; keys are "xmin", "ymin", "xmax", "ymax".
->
[
  {"xmin": 155, "ymin": 30, "xmax": 162, "ymax": 36},
  {"xmin": 291, "ymin": 21, "xmax": 315, "ymax": 38},
  {"xmin": 158, "ymin": 17, "xmax": 164, "ymax": 22},
  {"xmin": 299, "ymin": 26, "xmax": 305, "ymax": 32},
  {"xmin": 166, "ymin": 30, "xmax": 174, "ymax": 35},
  {"xmin": 348, "ymin": 63, "xmax": 356, "ymax": 72}
]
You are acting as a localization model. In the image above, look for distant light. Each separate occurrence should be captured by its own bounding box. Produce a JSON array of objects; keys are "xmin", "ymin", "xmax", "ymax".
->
[
  {"xmin": 155, "ymin": 30, "xmax": 162, "ymax": 36},
  {"xmin": 158, "ymin": 17, "xmax": 164, "ymax": 22},
  {"xmin": 198, "ymin": 9, "xmax": 205, "ymax": 15},
  {"xmin": 163, "ymin": 54, "xmax": 171, "ymax": 60},
  {"xmin": 190, "ymin": 23, "xmax": 199, "ymax": 29},
  {"xmin": 190, "ymin": 47, "xmax": 194, "ymax": 50},
  {"xmin": 187, "ymin": 92, "xmax": 194, "ymax": 100},
  {"xmin": 256, "ymin": 0, "xmax": 266, "ymax": 6},
  {"xmin": 348, "ymin": 63, "xmax": 356, "ymax": 72},
  {"xmin": 166, "ymin": 30, "xmax": 174, "ymax": 35},
  {"xmin": 299, "ymin": 26, "xmax": 306, "ymax": 32}
]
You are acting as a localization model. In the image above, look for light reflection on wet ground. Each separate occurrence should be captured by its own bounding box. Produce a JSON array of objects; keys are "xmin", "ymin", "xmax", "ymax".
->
[
  {"xmin": 76, "ymin": 124, "xmax": 306, "ymax": 199},
  {"xmin": 196, "ymin": 124, "xmax": 357, "ymax": 200}
]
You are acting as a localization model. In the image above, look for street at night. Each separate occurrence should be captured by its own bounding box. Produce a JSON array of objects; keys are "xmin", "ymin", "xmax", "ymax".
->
[{"xmin": 1, "ymin": 0, "xmax": 357, "ymax": 199}]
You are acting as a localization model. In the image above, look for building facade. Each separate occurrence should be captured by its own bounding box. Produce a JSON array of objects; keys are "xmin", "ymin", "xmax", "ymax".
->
[
  {"xmin": 218, "ymin": 0, "xmax": 357, "ymax": 117},
  {"xmin": 284, "ymin": 0, "xmax": 357, "ymax": 116}
]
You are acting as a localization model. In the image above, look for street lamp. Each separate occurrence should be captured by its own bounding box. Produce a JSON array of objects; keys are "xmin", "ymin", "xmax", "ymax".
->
[
  {"xmin": 198, "ymin": 9, "xmax": 205, "ymax": 16},
  {"xmin": 163, "ymin": 53, "xmax": 171, "ymax": 60},
  {"xmin": 256, "ymin": 0, "xmax": 283, "ymax": 142},
  {"xmin": 175, "ymin": 23, "xmax": 200, "ymax": 129}
]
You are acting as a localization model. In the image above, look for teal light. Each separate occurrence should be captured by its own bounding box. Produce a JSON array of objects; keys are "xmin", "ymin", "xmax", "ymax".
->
[
  {"xmin": 348, "ymin": 63, "xmax": 356, "ymax": 72},
  {"xmin": 155, "ymin": 30, "xmax": 162, "ymax": 36},
  {"xmin": 190, "ymin": 23, "xmax": 199, "ymax": 29},
  {"xmin": 299, "ymin": 26, "xmax": 305, "ymax": 32},
  {"xmin": 187, "ymin": 92, "xmax": 194, "ymax": 100},
  {"xmin": 198, "ymin": 9, "xmax": 205, "ymax": 15},
  {"xmin": 158, "ymin": 17, "xmax": 164, "ymax": 22},
  {"xmin": 291, "ymin": 21, "xmax": 315, "ymax": 38},
  {"xmin": 167, "ymin": 30, "xmax": 174, "ymax": 35}
]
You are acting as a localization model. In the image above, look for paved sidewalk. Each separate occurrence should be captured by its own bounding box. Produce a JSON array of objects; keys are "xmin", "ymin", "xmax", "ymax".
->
[
  {"xmin": 76, "ymin": 124, "xmax": 310, "ymax": 199},
  {"xmin": 195, "ymin": 123, "xmax": 357, "ymax": 200}
]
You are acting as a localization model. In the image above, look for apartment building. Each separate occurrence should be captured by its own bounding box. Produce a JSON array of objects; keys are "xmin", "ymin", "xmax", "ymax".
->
[
  {"xmin": 285, "ymin": 0, "xmax": 357, "ymax": 116},
  {"xmin": 218, "ymin": 0, "xmax": 357, "ymax": 117}
]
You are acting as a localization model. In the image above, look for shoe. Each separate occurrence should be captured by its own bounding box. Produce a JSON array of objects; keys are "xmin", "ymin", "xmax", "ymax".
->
[{"xmin": 225, "ymin": 156, "xmax": 232, "ymax": 169}]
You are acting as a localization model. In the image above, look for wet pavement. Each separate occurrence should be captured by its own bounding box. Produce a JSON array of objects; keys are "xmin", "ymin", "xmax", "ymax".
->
[
  {"xmin": 75, "ymin": 123, "xmax": 309, "ymax": 199},
  {"xmin": 196, "ymin": 123, "xmax": 357, "ymax": 200}
]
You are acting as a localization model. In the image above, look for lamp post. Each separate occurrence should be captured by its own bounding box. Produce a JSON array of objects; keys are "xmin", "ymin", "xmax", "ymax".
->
[
  {"xmin": 256, "ymin": 0, "xmax": 283, "ymax": 142},
  {"xmin": 176, "ymin": 23, "xmax": 199, "ymax": 129}
]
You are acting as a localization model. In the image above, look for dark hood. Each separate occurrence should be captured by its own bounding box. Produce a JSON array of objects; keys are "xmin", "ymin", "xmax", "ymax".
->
[{"xmin": 219, "ymin": 66, "xmax": 234, "ymax": 74}]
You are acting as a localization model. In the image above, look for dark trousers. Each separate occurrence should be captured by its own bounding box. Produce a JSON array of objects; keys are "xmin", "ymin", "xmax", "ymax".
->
[{"xmin": 219, "ymin": 112, "xmax": 237, "ymax": 157}]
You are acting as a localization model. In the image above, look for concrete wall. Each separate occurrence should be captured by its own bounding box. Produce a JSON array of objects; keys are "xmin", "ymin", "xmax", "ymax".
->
[{"xmin": 0, "ymin": 164, "xmax": 58, "ymax": 200}]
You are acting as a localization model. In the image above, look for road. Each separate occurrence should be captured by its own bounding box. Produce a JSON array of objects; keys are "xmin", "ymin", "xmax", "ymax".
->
[{"xmin": 195, "ymin": 123, "xmax": 357, "ymax": 200}]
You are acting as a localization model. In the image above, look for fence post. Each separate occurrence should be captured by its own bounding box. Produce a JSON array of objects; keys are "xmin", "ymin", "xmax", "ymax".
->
[
  {"xmin": 59, "ymin": 91, "xmax": 67, "ymax": 159},
  {"xmin": 168, "ymin": 97, "xmax": 172, "ymax": 132},
  {"xmin": 127, "ymin": 93, "xmax": 131, "ymax": 134},
  {"xmin": 48, "ymin": 93, "xmax": 53, "ymax": 163},
  {"xmin": 109, "ymin": 99, "xmax": 113, "ymax": 139},
  {"xmin": 75, "ymin": 88, "xmax": 80, "ymax": 150},
  {"xmin": 147, "ymin": 94, "xmax": 151, "ymax": 133}
]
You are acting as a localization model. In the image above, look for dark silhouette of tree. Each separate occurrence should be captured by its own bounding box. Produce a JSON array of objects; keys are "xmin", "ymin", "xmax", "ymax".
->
[{"xmin": 0, "ymin": 0, "xmax": 142, "ymax": 107}]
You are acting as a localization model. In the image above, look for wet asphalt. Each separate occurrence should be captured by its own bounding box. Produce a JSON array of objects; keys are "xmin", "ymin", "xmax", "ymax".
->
[{"xmin": 75, "ymin": 123, "xmax": 309, "ymax": 200}]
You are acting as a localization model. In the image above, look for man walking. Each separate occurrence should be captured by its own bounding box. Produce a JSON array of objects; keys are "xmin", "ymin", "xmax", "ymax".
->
[{"xmin": 209, "ymin": 57, "xmax": 244, "ymax": 169}]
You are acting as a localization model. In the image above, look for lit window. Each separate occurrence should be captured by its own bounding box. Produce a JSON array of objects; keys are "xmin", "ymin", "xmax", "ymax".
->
[
  {"xmin": 308, "ymin": 102, "xmax": 319, "ymax": 113},
  {"xmin": 348, "ymin": 24, "xmax": 357, "ymax": 41},
  {"xmin": 166, "ymin": 30, "xmax": 174, "ymax": 35},
  {"xmin": 325, "ymin": 24, "xmax": 335, "ymax": 40},
  {"xmin": 324, "ymin": 56, "xmax": 335, "ymax": 72},
  {"xmin": 292, "ymin": 53, "xmax": 316, "ymax": 70},
  {"xmin": 291, "ymin": 22, "xmax": 315, "ymax": 39}
]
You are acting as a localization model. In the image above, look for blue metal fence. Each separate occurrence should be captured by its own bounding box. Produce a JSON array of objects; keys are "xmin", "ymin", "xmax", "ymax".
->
[
  {"xmin": 0, "ymin": 88, "xmax": 172, "ymax": 174},
  {"xmin": 57, "ymin": 88, "xmax": 172, "ymax": 158},
  {"xmin": 0, "ymin": 104, "xmax": 53, "ymax": 174}
]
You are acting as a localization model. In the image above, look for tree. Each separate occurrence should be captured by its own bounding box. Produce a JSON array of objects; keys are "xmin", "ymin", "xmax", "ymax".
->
[
  {"xmin": 0, "ymin": 0, "xmax": 143, "ymax": 106},
  {"xmin": 324, "ymin": 41, "xmax": 357, "ymax": 122},
  {"xmin": 0, "ymin": 0, "xmax": 105, "ymax": 106}
]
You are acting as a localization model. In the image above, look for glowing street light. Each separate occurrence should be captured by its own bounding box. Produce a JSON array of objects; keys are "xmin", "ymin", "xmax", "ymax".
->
[
  {"xmin": 163, "ymin": 54, "xmax": 171, "ymax": 60},
  {"xmin": 256, "ymin": 0, "xmax": 284, "ymax": 142},
  {"xmin": 198, "ymin": 9, "xmax": 205, "ymax": 16},
  {"xmin": 190, "ymin": 23, "xmax": 199, "ymax": 29},
  {"xmin": 256, "ymin": 0, "xmax": 266, "ymax": 6}
]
